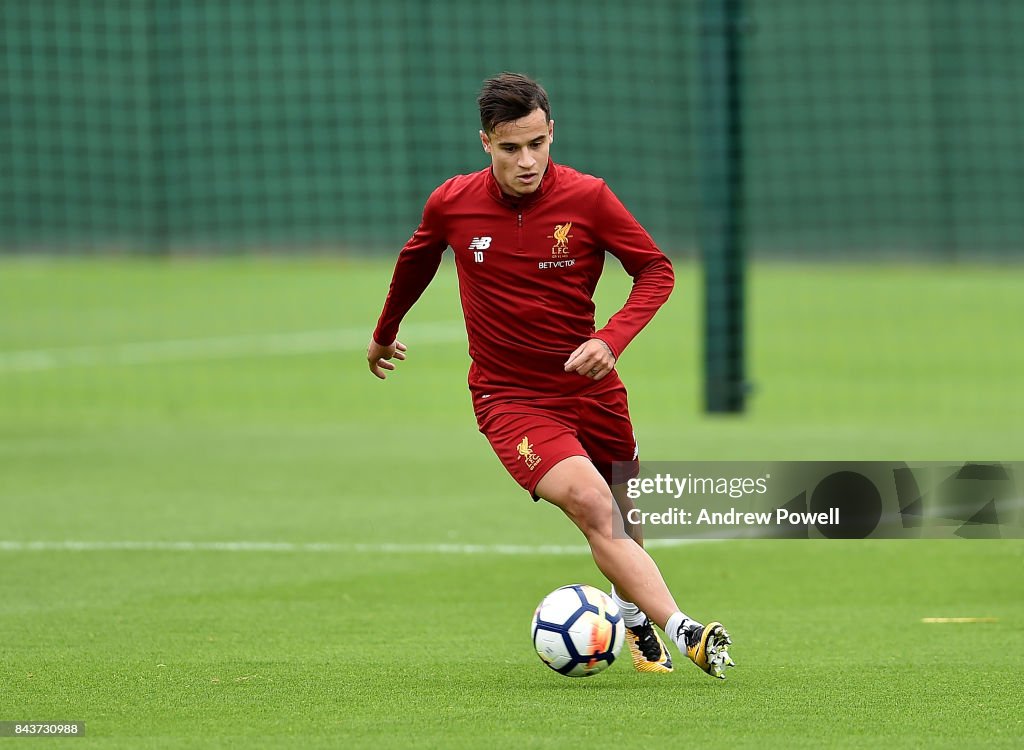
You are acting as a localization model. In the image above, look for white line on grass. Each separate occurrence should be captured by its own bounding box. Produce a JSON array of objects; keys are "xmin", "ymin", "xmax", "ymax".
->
[
  {"xmin": 0, "ymin": 539, "xmax": 710, "ymax": 555},
  {"xmin": 0, "ymin": 322, "xmax": 464, "ymax": 373}
]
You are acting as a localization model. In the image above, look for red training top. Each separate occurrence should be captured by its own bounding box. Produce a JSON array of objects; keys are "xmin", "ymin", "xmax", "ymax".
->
[{"xmin": 373, "ymin": 161, "xmax": 674, "ymax": 409}]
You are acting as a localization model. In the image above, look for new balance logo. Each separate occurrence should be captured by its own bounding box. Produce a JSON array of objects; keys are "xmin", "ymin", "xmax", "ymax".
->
[{"xmin": 468, "ymin": 236, "xmax": 492, "ymax": 250}]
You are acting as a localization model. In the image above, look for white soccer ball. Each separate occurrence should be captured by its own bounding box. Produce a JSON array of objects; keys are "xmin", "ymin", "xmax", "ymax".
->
[{"xmin": 531, "ymin": 584, "xmax": 624, "ymax": 677}]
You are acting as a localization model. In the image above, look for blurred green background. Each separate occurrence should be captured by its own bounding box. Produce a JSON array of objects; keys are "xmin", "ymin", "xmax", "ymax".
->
[{"xmin": 1, "ymin": 3, "xmax": 1020, "ymax": 474}]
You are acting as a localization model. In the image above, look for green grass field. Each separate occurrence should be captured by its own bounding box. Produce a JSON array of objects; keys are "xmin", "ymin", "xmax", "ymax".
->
[{"xmin": 1, "ymin": 257, "xmax": 1022, "ymax": 748}]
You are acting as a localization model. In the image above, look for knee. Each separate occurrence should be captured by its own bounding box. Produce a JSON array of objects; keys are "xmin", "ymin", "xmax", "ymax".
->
[{"xmin": 561, "ymin": 484, "xmax": 615, "ymax": 540}]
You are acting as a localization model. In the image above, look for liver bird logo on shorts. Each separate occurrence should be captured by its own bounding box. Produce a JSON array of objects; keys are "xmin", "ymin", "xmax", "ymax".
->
[
  {"xmin": 517, "ymin": 436, "xmax": 542, "ymax": 471},
  {"xmin": 549, "ymin": 222, "xmax": 573, "ymax": 257}
]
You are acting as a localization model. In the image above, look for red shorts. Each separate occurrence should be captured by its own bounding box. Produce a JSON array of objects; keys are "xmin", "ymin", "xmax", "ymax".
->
[{"xmin": 475, "ymin": 377, "xmax": 640, "ymax": 499}]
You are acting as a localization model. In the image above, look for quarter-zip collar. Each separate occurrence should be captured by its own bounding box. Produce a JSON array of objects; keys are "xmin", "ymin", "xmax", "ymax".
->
[{"xmin": 486, "ymin": 160, "xmax": 560, "ymax": 211}]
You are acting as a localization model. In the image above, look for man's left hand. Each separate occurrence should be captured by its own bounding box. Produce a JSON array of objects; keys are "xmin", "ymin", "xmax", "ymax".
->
[{"xmin": 564, "ymin": 338, "xmax": 616, "ymax": 381}]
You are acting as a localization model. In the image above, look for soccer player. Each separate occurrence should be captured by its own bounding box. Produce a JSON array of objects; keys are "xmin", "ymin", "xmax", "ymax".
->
[{"xmin": 367, "ymin": 73, "xmax": 734, "ymax": 678}]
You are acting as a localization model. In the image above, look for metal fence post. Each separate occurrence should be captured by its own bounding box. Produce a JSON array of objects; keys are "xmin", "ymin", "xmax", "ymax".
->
[{"xmin": 699, "ymin": 0, "xmax": 748, "ymax": 413}]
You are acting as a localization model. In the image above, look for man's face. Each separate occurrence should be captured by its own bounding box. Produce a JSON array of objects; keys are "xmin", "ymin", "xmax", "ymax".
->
[{"xmin": 480, "ymin": 108, "xmax": 554, "ymax": 198}]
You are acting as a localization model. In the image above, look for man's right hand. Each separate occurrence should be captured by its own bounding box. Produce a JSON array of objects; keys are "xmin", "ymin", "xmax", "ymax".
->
[{"xmin": 367, "ymin": 338, "xmax": 407, "ymax": 380}]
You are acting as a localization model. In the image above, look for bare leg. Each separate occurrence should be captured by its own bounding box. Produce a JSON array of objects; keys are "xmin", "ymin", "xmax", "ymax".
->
[
  {"xmin": 535, "ymin": 456, "xmax": 678, "ymax": 629},
  {"xmin": 611, "ymin": 481, "xmax": 644, "ymax": 547}
]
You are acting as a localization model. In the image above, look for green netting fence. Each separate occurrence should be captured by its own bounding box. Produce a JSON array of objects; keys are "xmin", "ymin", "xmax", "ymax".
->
[{"xmin": 2, "ymin": 0, "xmax": 1021, "ymax": 259}]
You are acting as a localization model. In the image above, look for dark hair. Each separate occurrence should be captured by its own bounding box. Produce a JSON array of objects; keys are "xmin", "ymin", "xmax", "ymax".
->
[{"xmin": 477, "ymin": 72, "xmax": 551, "ymax": 133}]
